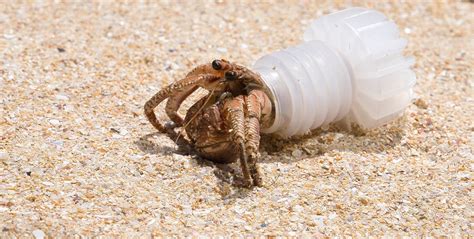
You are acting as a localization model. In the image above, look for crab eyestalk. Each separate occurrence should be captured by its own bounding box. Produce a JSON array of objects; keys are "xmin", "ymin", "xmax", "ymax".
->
[{"xmin": 253, "ymin": 7, "xmax": 416, "ymax": 137}]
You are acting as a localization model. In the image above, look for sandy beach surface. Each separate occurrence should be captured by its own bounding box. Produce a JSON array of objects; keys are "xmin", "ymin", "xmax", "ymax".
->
[{"xmin": 1, "ymin": 1, "xmax": 473, "ymax": 237}]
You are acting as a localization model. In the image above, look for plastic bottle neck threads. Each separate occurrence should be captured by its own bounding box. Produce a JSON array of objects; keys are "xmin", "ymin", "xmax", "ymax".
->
[
  {"xmin": 254, "ymin": 41, "xmax": 353, "ymax": 136},
  {"xmin": 253, "ymin": 7, "xmax": 416, "ymax": 137}
]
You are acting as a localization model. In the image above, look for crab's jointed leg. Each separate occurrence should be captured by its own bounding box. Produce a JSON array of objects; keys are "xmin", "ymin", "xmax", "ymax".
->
[
  {"xmin": 223, "ymin": 95, "xmax": 252, "ymax": 187},
  {"xmin": 244, "ymin": 90, "xmax": 270, "ymax": 186},
  {"xmin": 164, "ymin": 84, "xmax": 199, "ymax": 127},
  {"xmin": 146, "ymin": 60, "xmax": 233, "ymax": 132},
  {"xmin": 165, "ymin": 61, "xmax": 229, "ymax": 126},
  {"xmin": 144, "ymin": 74, "xmax": 219, "ymax": 133}
]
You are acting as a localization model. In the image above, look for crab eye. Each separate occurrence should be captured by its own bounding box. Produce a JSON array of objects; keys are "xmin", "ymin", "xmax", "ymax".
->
[
  {"xmin": 225, "ymin": 71, "xmax": 238, "ymax": 80},
  {"xmin": 212, "ymin": 60, "xmax": 222, "ymax": 70}
]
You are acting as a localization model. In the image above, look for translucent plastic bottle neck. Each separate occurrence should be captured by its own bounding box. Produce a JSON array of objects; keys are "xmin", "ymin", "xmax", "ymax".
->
[{"xmin": 253, "ymin": 40, "xmax": 353, "ymax": 137}]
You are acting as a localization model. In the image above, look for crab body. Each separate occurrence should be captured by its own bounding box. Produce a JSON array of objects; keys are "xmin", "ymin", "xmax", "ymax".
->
[
  {"xmin": 184, "ymin": 96, "xmax": 239, "ymax": 163},
  {"xmin": 144, "ymin": 60, "xmax": 273, "ymax": 187}
]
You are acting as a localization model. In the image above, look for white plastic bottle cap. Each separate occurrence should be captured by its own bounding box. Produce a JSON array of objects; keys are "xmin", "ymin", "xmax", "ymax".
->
[{"xmin": 254, "ymin": 7, "xmax": 416, "ymax": 137}]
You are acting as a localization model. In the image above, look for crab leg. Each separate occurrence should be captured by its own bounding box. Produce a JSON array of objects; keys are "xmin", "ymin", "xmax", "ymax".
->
[
  {"xmin": 163, "ymin": 63, "xmax": 221, "ymax": 126},
  {"xmin": 144, "ymin": 74, "xmax": 219, "ymax": 133},
  {"xmin": 223, "ymin": 96, "xmax": 252, "ymax": 187},
  {"xmin": 244, "ymin": 89, "xmax": 272, "ymax": 186},
  {"xmin": 164, "ymin": 85, "xmax": 199, "ymax": 127},
  {"xmin": 162, "ymin": 60, "xmax": 233, "ymax": 128}
]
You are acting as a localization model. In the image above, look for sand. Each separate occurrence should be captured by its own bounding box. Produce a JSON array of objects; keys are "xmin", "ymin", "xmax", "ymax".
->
[{"xmin": 1, "ymin": 1, "xmax": 473, "ymax": 237}]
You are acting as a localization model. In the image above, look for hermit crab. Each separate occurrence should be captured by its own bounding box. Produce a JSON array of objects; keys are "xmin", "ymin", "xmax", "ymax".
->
[
  {"xmin": 144, "ymin": 8, "xmax": 416, "ymax": 187},
  {"xmin": 144, "ymin": 59, "xmax": 274, "ymax": 187}
]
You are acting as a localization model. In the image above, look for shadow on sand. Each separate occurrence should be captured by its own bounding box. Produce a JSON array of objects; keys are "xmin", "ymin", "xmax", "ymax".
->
[
  {"xmin": 135, "ymin": 120, "xmax": 405, "ymax": 198},
  {"xmin": 134, "ymin": 130, "xmax": 254, "ymax": 197}
]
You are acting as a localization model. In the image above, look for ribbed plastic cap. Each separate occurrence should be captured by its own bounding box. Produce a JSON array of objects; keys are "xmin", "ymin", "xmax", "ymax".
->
[{"xmin": 304, "ymin": 7, "xmax": 416, "ymax": 129}]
